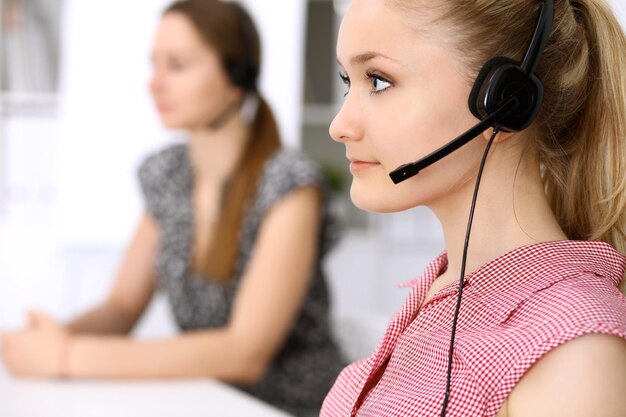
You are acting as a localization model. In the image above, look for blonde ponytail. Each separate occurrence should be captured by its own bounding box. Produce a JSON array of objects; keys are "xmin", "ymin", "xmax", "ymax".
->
[
  {"xmin": 542, "ymin": 0, "xmax": 626, "ymax": 290},
  {"xmin": 540, "ymin": 0, "xmax": 626, "ymax": 291}
]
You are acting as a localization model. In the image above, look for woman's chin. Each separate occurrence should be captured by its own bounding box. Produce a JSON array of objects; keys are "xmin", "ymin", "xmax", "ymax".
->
[
  {"xmin": 157, "ymin": 113, "xmax": 192, "ymax": 130},
  {"xmin": 350, "ymin": 187, "xmax": 405, "ymax": 214},
  {"xmin": 158, "ymin": 115, "xmax": 180, "ymax": 130},
  {"xmin": 350, "ymin": 180, "xmax": 429, "ymax": 213}
]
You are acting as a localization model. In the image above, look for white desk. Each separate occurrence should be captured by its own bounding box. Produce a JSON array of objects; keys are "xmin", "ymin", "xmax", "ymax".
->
[{"xmin": 0, "ymin": 365, "xmax": 292, "ymax": 417}]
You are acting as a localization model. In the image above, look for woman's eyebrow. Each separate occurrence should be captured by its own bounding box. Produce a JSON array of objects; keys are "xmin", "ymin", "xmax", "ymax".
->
[{"xmin": 337, "ymin": 51, "xmax": 400, "ymax": 67}]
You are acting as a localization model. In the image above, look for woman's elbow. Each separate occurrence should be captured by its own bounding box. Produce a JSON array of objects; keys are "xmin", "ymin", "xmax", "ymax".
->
[
  {"xmin": 231, "ymin": 357, "xmax": 268, "ymax": 386},
  {"xmin": 206, "ymin": 339, "xmax": 270, "ymax": 385},
  {"xmin": 207, "ymin": 331, "xmax": 273, "ymax": 385},
  {"xmin": 211, "ymin": 356, "xmax": 267, "ymax": 386}
]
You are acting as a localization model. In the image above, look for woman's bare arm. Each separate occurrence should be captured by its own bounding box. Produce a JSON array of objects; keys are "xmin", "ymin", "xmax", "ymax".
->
[
  {"xmin": 507, "ymin": 333, "xmax": 626, "ymax": 417},
  {"xmin": 64, "ymin": 186, "xmax": 323, "ymax": 384}
]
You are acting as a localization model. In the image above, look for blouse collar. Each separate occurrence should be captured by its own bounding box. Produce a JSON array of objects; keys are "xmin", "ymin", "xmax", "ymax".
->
[{"xmin": 402, "ymin": 240, "xmax": 625, "ymax": 294}]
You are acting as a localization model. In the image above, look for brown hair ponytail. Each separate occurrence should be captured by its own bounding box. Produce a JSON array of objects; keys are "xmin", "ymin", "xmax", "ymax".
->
[
  {"xmin": 165, "ymin": 0, "xmax": 281, "ymax": 282},
  {"xmin": 208, "ymin": 97, "xmax": 280, "ymax": 282}
]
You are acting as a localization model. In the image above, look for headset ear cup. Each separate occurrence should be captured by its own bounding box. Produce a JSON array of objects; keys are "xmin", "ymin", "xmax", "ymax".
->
[
  {"xmin": 228, "ymin": 2, "xmax": 259, "ymax": 93},
  {"xmin": 468, "ymin": 56, "xmax": 519, "ymax": 119},
  {"xmin": 226, "ymin": 60, "xmax": 258, "ymax": 92}
]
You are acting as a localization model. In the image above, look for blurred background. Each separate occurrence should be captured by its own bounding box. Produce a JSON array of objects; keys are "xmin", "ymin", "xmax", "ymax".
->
[{"xmin": 1, "ymin": 0, "xmax": 625, "ymax": 363}]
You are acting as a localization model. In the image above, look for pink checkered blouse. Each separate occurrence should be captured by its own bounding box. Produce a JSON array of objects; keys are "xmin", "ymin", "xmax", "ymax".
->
[{"xmin": 321, "ymin": 240, "xmax": 626, "ymax": 417}]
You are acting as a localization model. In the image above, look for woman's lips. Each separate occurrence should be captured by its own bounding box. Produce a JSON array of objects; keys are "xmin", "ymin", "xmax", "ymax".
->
[{"xmin": 349, "ymin": 160, "xmax": 380, "ymax": 173}]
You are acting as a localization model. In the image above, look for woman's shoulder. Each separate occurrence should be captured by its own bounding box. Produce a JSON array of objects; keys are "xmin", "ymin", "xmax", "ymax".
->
[
  {"xmin": 503, "ymin": 268, "xmax": 626, "ymax": 345},
  {"xmin": 137, "ymin": 143, "xmax": 189, "ymax": 219},
  {"xmin": 255, "ymin": 148, "xmax": 326, "ymax": 202},
  {"xmin": 247, "ymin": 148, "xmax": 340, "ymax": 250},
  {"xmin": 521, "ymin": 243, "xmax": 625, "ymax": 323},
  {"xmin": 471, "ymin": 240, "xmax": 626, "ymax": 326},
  {"xmin": 504, "ymin": 331, "xmax": 626, "ymax": 417},
  {"xmin": 262, "ymin": 148, "xmax": 324, "ymax": 183},
  {"xmin": 138, "ymin": 143, "xmax": 188, "ymax": 183},
  {"xmin": 467, "ymin": 242, "xmax": 626, "ymax": 415}
]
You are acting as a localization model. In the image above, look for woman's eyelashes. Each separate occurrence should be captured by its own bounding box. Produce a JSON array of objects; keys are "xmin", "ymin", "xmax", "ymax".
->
[
  {"xmin": 366, "ymin": 71, "xmax": 392, "ymax": 95},
  {"xmin": 150, "ymin": 62, "xmax": 187, "ymax": 74},
  {"xmin": 168, "ymin": 59, "xmax": 187, "ymax": 72},
  {"xmin": 338, "ymin": 70, "xmax": 393, "ymax": 97},
  {"xmin": 339, "ymin": 71, "xmax": 351, "ymax": 96}
]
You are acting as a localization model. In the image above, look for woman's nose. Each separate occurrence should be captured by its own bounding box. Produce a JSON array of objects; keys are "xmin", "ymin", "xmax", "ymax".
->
[
  {"xmin": 329, "ymin": 97, "xmax": 363, "ymax": 144},
  {"xmin": 149, "ymin": 70, "xmax": 165, "ymax": 95}
]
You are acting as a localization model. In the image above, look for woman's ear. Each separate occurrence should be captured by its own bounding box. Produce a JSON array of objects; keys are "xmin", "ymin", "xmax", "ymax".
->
[{"xmin": 481, "ymin": 127, "xmax": 515, "ymax": 143}]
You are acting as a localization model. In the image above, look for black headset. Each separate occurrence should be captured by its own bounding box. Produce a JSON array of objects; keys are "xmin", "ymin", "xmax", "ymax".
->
[
  {"xmin": 390, "ymin": 0, "xmax": 555, "ymax": 184},
  {"xmin": 226, "ymin": 2, "xmax": 259, "ymax": 92},
  {"xmin": 206, "ymin": 2, "xmax": 258, "ymax": 130}
]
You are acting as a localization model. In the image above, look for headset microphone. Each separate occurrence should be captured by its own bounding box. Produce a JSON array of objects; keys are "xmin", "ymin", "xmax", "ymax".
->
[{"xmin": 389, "ymin": 96, "xmax": 519, "ymax": 184}]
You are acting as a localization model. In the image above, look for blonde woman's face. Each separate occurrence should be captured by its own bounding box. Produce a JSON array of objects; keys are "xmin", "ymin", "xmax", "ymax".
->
[
  {"xmin": 149, "ymin": 13, "xmax": 238, "ymax": 130},
  {"xmin": 330, "ymin": 0, "xmax": 488, "ymax": 213}
]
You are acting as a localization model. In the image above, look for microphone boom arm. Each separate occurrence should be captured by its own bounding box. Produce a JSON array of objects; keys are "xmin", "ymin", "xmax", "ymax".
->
[{"xmin": 389, "ymin": 96, "xmax": 519, "ymax": 184}]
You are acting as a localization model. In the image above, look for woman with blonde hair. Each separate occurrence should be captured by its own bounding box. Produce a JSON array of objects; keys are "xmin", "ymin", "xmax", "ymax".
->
[{"xmin": 323, "ymin": 0, "xmax": 626, "ymax": 415}]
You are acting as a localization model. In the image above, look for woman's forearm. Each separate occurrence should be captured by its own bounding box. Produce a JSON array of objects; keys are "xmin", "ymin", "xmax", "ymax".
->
[
  {"xmin": 66, "ymin": 303, "xmax": 136, "ymax": 335},
  {"xmin": 67, "ymin": 329, "xmax": 264, "ymax": 384}
]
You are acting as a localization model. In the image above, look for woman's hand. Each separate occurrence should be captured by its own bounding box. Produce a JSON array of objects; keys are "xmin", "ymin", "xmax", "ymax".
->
[{"xmin": 0, "ymin": 310, "xmax": 69, "ymax": 378}]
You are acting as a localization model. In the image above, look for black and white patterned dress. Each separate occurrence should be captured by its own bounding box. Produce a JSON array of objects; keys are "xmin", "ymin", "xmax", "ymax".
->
[{"xmin": 138, "ymin": 144, "xmax": 345, "ymax": 416}]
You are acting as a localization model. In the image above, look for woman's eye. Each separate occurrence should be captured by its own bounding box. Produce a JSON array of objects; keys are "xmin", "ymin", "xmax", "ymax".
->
[
  {"xmin": 370, "ymin": 74, "xmax": 391, "ymax": 93},
  {"xmin": 339, "ymin": 72, "xmax": 350, "ymax": 96},
  {"xmin": 169, "ymin": 61, "xmax": 186, "ymax": 71}
]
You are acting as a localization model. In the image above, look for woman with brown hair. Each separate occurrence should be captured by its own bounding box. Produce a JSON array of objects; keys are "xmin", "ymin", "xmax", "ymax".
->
[
  {"xmin": 322, "ymin": 0, "xmax": 626, "ymax": 415},
  {"xmin": 0, "ymin": 1, "xmax": 344, "ymax": 415}
]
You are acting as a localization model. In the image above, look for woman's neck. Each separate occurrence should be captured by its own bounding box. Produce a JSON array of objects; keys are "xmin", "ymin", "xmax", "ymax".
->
[
  {"xmin": 187, "ymin": 114, "xmax": 250, "ymax": 184},
  {"xmin": 429, "ymin": 140, "xmax": 568, "ymax": 285}
]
